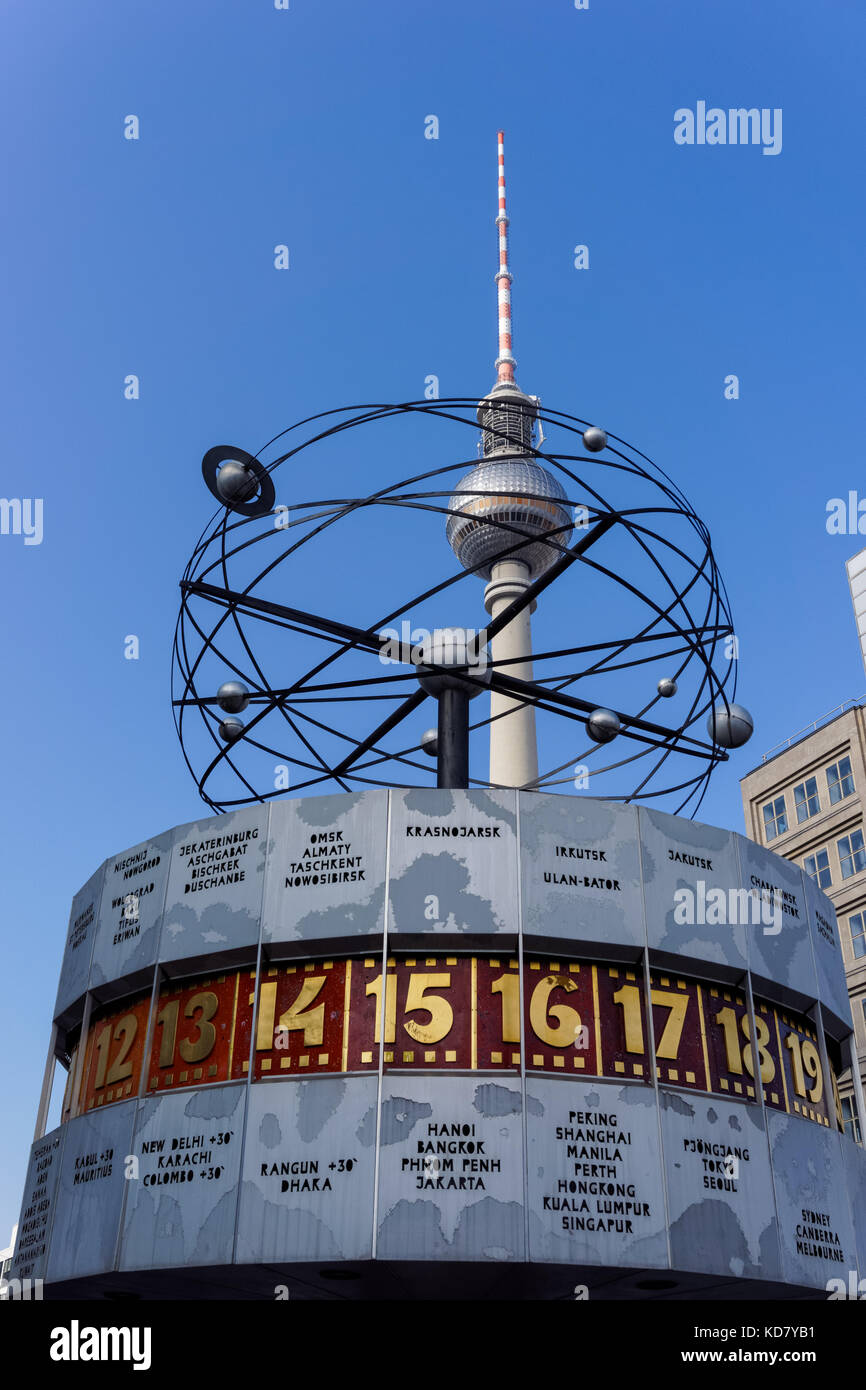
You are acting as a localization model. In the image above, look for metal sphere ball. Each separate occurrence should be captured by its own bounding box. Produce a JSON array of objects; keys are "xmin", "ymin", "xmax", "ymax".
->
[
  {"xmin": 218, "ymin": 717, "xmax": 245, "ymax": 743},
  {"xmin": 217, "ymin": 680, "xmax": 250, "ymax": 714},
  {"xmin": 216, "ymin": 460, "xmax": 259, "ymax": 504},
  {"xmin": 421, "ymin": 728, "xmax": 439, "ymax": 758},
  {"xmin": 446, "ymin": 458, "xmax": 573, "ymax": 580},
  {"xmin": 586, "ymin": 708, "xmax": 621, "ymax": 744},
  {"xmin": 582, "ymin": 427, "xmax": 607, "ymax": 453},
  {"xmin": 657, "ymin": 677, "xmax": 678, "ymax": 699},
  {"xmin": 706, "ymin": 703, "xmax": 754, "ymax": 749}
]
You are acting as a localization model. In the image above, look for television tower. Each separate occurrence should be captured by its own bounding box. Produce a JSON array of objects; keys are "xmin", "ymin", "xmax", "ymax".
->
[{"xmin": 447, "ymin": 132, "xmax": 573, "ymax": 787}]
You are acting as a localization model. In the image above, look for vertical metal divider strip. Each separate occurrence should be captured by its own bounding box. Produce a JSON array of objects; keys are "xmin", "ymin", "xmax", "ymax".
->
[
  {"xmin": 230, "ymin": 803, "xmax": 271, "ymax": 1270},
  {"xmin": 812, "ymin": 1000, "xmax": 835, "ymax": 1132},
  {"xmin": 637, "ymin": 808, "xmax": 672, "ymax": 1271},
  {"xmin": 771, "ymin": 1006, "xmax": 791, "ymax": 1113},
  {"xmin": 111, "ymin": 962, "xmax": 164, "ymax": 1275},
  {"xmin": 34, "ymin": 1023, "xmax": 58, "ymax": 1141},
  {"xmin": 138, "ymin": 966, "xmax": 164, "ymax": 1101},
  {"xmin": 742, "ymin": 970, "xmax": 766, "ymax": 1119},
  {"xmin": 132, "ymin": 827, "xmax": 174, "ymax": 1108},
  {"xmin": 370, "ymin": 789, "xmax": 393, "ymax": 1261},
  {"xmin": 516, "ymin": 792, "xmax": 530, "ymax": 1263},
  {"xmin": 70, "ymin": 992, "xmax": 93, "ymax": 1120},
  {"xmin": 113, "ymin": 832, "xmax": 173, "ymax": 1277},
  {"xmin": 745, "ymin": 968, "xmax": 782, "ymax": 1279},
  {"xmin": 735, "ymin": 834, "xmax": 781, "ymax": 1277}
]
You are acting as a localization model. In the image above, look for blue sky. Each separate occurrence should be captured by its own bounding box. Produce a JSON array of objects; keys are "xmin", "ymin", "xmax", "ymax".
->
[{"xmin": 1, "ymin": 0, "xmax": 865, "ymax": 1241}]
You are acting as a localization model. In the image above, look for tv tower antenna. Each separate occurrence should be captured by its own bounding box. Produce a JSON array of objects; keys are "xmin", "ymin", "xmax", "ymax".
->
[{"xmin": 494, "ymin": 129, "xmax": 517, "ymax": 387}]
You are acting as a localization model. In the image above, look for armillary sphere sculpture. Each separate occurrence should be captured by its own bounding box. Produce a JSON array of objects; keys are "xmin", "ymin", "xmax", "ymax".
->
[{"xmin": 172, "ymin": 135, "xmax": 752, "ymax": 817}]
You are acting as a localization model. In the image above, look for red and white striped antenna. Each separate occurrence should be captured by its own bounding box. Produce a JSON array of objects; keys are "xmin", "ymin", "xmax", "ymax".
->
[{"xmin": 494, "ymin": 130, "xmax": 517, "ymax": 385}]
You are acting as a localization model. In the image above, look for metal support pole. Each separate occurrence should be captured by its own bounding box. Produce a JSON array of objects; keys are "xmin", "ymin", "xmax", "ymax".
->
[
  {"xmin": 437, "ymin": 687, "xmax": 470, "ymax": 789},
  {"xmin": 33, "ymin": 1023, "xmax": 58, "ymax": 1141}
]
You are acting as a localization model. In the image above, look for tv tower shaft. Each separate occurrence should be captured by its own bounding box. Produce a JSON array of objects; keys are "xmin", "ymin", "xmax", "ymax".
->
[{"xmin": 486, "ymin": 130, "xmax": 538, "ymax": 788}]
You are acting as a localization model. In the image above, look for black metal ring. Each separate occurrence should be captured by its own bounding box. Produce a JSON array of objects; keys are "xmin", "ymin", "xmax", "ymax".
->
[
  {"xmin": 176, "ymin": 400, "xmax": 738, "ymax": 815},
  {"xmin": 201, "ymin": 445, "xmax": 276, "ymax": 518}
]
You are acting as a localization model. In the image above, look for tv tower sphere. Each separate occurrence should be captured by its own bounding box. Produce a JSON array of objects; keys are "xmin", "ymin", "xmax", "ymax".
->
[{"xmin": 446, "ymin": 449, "xmax": 573, "ymax": 579}]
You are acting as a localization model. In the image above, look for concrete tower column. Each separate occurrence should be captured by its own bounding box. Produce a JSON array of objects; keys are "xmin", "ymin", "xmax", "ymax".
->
[{"xmin": 484, "ymin": 558, "xmax": 538, "ymax": 786}]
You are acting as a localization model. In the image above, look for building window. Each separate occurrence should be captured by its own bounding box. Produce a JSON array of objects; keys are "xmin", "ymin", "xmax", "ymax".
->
[
  {"xmin": 762, "ymin": 795, "xmax": 787, "ymax": 841},
  {"xmin": 851, "ymin": 912, "xmax": 866, "ymax": 959},
  {"xmin": 794, "ymin": 776, "xmax": 820, "ymax": 823},
  {"xmin": 827, "ymin": 756, "xmax": 855, "ymax": 805},
  {"xmin": 805, "ymin": 849, "xmax": 832, "ymax": 889},
  {"xmin": 838, "ymin": 829, "xmax": 866, "ymax": 880},
  {"xmin": 842, "ymin": 1096, "xmax": 862, "ymax": 1144}
]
